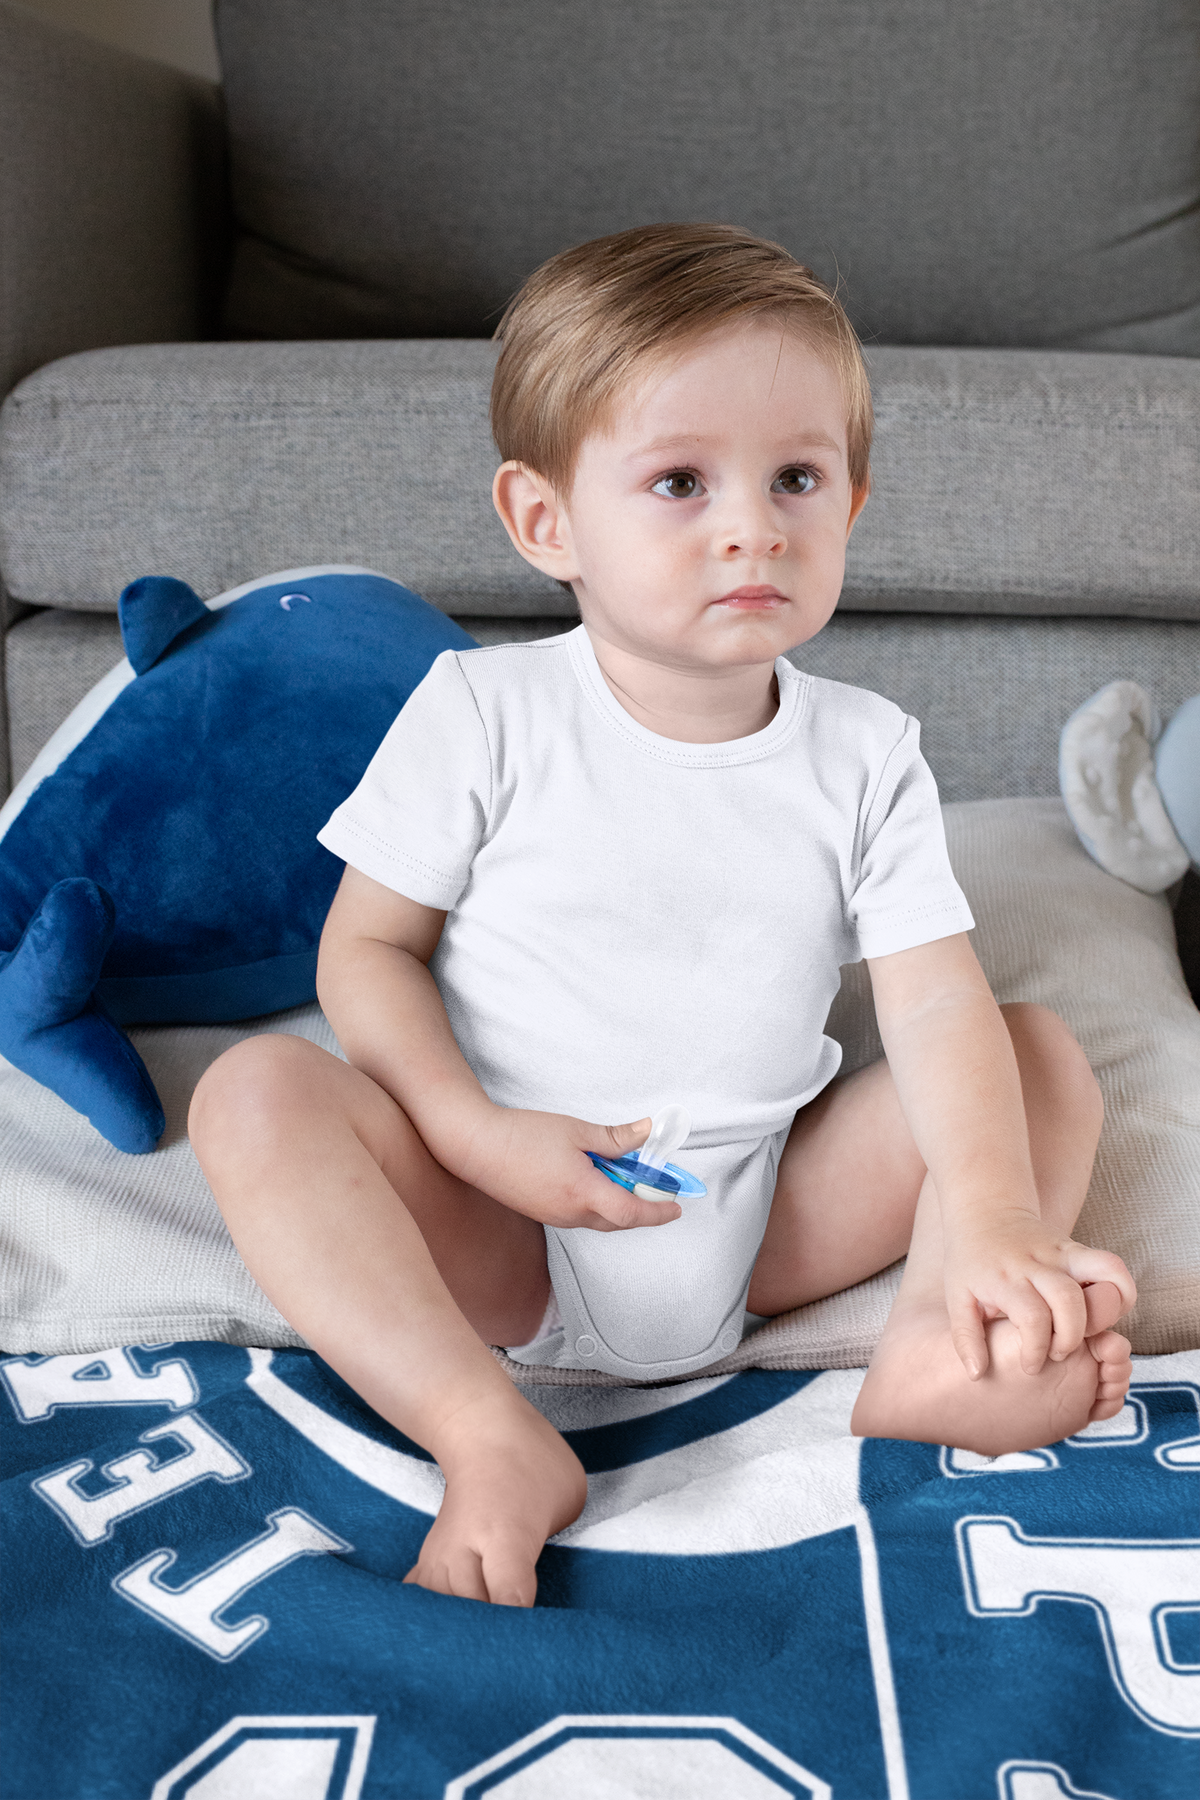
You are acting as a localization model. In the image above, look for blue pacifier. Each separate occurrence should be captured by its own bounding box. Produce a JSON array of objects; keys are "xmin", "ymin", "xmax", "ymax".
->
[{"xmin": 588, "ymin": 1103, "xmax": 707, "ymax": 1200}]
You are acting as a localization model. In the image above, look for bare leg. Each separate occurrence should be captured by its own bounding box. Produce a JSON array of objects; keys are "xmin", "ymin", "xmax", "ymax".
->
[
  {"xmin": 749, "ymin": 1004, "xmax": 1133, "ymax": 1455},
  {"xmin": 189, "ymin": 1034, "xmax": 585, "ymax": 1604}
]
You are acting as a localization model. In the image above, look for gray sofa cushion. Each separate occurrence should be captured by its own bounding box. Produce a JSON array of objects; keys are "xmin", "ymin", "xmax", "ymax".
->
[
  {"xmin": 0, "ymin": 2, "xmax": 224, "ymax": 406},
  {"xmin": 8, "ymin": 603, "xmax": 1200, "ymax": 808},
  {"xmin": 3, "ymin": 342, "xmax": 1198, "ymax": 620},
  {"xmin": 215, "ymin": 0, "xmax": 1200, "ymax": 354}
]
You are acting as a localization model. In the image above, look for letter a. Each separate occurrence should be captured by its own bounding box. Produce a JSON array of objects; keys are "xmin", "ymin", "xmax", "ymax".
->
[{"xmin": 1, "ymin": 1349, "xmax": 197, "ymax": 1420}]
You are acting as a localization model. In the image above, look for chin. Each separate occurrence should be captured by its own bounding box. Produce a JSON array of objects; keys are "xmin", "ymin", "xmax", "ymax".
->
[{"xmin": 706, "ymin": 613, "xmax": 798, "ymax": 657}]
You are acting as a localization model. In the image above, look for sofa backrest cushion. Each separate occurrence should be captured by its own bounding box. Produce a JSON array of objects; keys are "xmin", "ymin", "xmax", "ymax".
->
[
  {"xmin": 215, "ymin": 0, "xmax": 1200, "ymax": 355},
  {"xmin": 3, "ymin": 342, "xmax": 1197, "ymax": 621}
]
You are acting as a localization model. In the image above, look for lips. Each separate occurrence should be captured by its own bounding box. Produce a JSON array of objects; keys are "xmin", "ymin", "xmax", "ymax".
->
[{"xmin": 716, "ymin": 586, "xmax": 787, "ymax": 607}]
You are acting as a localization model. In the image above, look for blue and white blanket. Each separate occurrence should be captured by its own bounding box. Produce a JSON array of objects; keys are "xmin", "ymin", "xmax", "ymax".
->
[{"xmin": 3, "ymin": 1343, "xmax": 1198, "ymax": 1799}]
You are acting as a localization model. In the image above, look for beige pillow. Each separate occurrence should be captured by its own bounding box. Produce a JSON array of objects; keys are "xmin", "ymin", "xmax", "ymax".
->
[{"xmin": 1, "ymin": 799, "xmax": 1197, "ymax": 1369}]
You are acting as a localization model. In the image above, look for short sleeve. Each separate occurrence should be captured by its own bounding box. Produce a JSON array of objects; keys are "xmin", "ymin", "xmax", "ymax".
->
[
  {"xmin": 317, "ymin": 651, "xmax": 490, "ymax": 909},
  {"xmin": 847, "ymin": 716, "xmax": 975, "ymax": 959}
]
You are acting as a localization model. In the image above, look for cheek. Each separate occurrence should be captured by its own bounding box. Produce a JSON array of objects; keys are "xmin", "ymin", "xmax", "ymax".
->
[
  {"xmin": 802, "ymin": 509, "xmax": 853, "ymax": 563},
  {"xmin": 605, "ymin": 520, "xmax": 689, "ymax": 579}
]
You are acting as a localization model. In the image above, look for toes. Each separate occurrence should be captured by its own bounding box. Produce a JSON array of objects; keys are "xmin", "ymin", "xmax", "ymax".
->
[
  {"xmin": 402, "ymin": 1546, "xmax": 490, "ymax": 1602},
  {"xmin": 1087, "ymin": 1393, "xmax": 1126, "ymax": 1423},
  {"xmin": 447, "ymin": 1549, "xmax": 491, "ymax": 1603},
  {"xmin": 1085, "ymin": 1327, "xmax": 1130, "ymax": 1365},
  {"xmin": 1080, "ymin": 1324, "xmax": 1131, "ymax": 1424},
  {"xmin": 481, "ymin": 1548, "xmax": 538, "ymax": 1608},
  {"xmin": 1081, "ymin": 1282, "xmax": 1125, "ymax": 1335},
  {"xmin": 402, "ymin": 1536, "xmax": 538, "ymax": 1607}
]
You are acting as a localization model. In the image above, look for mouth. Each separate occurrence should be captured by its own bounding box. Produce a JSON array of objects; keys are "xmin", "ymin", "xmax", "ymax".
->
[{"xmin": 714, "ymin": 586, "xmax": 789, "ymax": 610}]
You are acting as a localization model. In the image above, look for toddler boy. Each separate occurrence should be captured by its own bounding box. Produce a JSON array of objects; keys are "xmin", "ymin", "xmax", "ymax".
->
[{"xmin": 191, "ymin": 223, "xmax": 1135, "ymax": 1608}]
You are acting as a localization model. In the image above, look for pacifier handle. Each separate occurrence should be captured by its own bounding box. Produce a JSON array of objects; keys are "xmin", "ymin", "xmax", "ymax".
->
[{"xmin": 638, "ymin": 1104, "xmax": 691, "ymax": 1172}]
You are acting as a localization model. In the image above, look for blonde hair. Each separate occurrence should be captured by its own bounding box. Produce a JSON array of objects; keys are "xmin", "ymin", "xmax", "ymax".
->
[{"xmin": 490, "ymin": 222, "xmax": 872, "ymax": 496}]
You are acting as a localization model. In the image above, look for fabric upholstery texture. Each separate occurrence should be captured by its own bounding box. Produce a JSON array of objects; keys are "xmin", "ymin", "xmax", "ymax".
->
[
  {"xmin": 0, "ymin": 1003, "xmax": 324, "ymax": 1354},
  {"xmin": 0, "ymin": 2, "xmax": 224, "ymax": 406},
  {"xmin": 8, "ymin": 604, "xmax": 1199, "ymax": 807},
  {"xmin": 1, "ymin": 799, "xmax": 1196, "ymax": 1365},
  {"xmin": 214, "ymin": 0, "xmax": 1200, "ymax": 354},
  {"xmin": 4, "ymin": 342, "xmax": 1199, "ymax": 620}
]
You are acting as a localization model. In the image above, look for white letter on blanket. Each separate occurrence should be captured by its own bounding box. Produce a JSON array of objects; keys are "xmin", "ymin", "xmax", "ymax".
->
[
  {"xmin": 958, "ymin": 1516, "xmax": 1200, "ymax": 1735},
  {"xmin": 1, "ymin": 1348, "xmax": 197, "ymax": 1420},
  {"xmin": 113, "ymin": 1508, "xmax": 352, "ymax": 1661},
  {"xmin": 33, "ymin": 1414, "xmax": 250, "ymax": 1545}
]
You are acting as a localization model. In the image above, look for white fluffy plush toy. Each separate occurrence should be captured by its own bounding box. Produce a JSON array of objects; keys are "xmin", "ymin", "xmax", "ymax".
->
[{"xmin": 1059, "ymin": 681, "xmax": 1200, "ymax": 895}]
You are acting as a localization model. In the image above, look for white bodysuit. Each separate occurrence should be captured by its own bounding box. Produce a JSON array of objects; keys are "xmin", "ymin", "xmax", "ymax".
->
[{"xmin": 318, "ymin": 626, "xmax": 974, "ymax": 1378}]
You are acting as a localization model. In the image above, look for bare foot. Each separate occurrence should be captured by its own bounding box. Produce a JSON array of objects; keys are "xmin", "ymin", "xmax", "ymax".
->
[
  {"xmin": 1079, "ymin": 1278, "xmax": 1124, "ymax": 1338},
  {"xmin": 852, "ymin": 1298, "xmax": 1133, "ymax": 1457},
  {"xmin": 1084, "ymin": 1327, "xmax": 1134, "ymax": 1424},
  {"xmin": 1074, "ymin": 1281, "xmax": 1133, "ymax": 1425},
  {"xmin": 404, "ymin": 1390, "xmax": 586, "ymax": 1605}
]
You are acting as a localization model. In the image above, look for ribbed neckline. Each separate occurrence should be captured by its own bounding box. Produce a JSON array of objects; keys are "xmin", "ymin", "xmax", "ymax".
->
[{"xmin": 566, "ymin": 624, "xmax": 806, "ymax": 768}]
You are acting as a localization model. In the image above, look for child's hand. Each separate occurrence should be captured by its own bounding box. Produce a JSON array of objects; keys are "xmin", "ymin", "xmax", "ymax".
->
[
  {"xmin": 942, "ymin": 1210, "xmax": 1136, "ymax": 1378},
  {"xmin": 458, "ymin": 1107, "xmax": 682, "ymax": 1232}
]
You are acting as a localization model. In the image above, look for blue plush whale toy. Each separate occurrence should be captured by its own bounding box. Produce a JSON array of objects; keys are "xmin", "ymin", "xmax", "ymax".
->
[{"xmin": 0, "ymin": 567, "xmax": 474, "ymax": 1153}]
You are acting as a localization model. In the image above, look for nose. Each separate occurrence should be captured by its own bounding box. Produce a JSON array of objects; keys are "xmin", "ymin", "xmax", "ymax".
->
[{"xmin": 714, "ymin": 486, "xmax": 786, "ymax": 560}]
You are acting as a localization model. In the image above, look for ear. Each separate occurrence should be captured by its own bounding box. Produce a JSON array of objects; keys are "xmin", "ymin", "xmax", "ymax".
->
[
  {"xmin": 118, "ymin": 576, "xmax": 208, "ymax": 675},
  {"xmin": 1059, "ymin": 679, "xmax": 1190, "ymax": 893},
  {"xmin": 491, "ymin": 462, "xmax": 580, "ymax": 583},
  {"xmin": 845, "ymin": 482, "xmax": 870, "ymax": 539}
]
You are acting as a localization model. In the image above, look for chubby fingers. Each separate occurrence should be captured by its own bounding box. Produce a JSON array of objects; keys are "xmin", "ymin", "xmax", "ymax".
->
[
  {"xmin": 577, "ymin": 1117, "xmax": 682, "ymax": 1230},
  {"xmin": 951, "ymin": 1282, "xmax": 1059, "ymax": 1378},
  {"xmin": 947, "ymin": 1293, "xmax": 990, "ymax": 1381},
  {"xmin": 1004, "ymin": 1283, "xmax": 1058, "ymax": 1375},
  {"xmin": 1062, "ymin": 1243, "xmax": 1138, "ymax": 1318},
  {"xmin": 589, "ymin": 1117, "xmax": 653, "ymax": 1159},
  {"xmin": 586, "ymin": 1181, "xmax": 682, "ymax": 1231},
  {"xmin": 1029, "ymin": 1268, "xmax": 1089, "ymax": 1362}
]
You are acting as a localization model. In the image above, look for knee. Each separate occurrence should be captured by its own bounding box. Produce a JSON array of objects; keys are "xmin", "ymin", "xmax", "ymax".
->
[
  {"xmin": 999, "ymin": 1002, "xmax": 1104, "ymax": 1138},
  {"xmin": 188, "ymin": 1033, "xmax": 331, "ymax": 1163}
]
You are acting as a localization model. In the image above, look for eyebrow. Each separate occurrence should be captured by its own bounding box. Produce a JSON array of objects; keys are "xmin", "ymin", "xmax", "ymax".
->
[{"xmin": 624, "ymin": 431, "xmax": 845, "ymax": 462}]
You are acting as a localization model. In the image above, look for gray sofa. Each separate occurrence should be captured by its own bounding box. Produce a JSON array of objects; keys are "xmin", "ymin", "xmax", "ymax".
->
[
  {"xmin": 4, "ymin": 1, "xmax": 1199, "ymax": 802},
  {"xmin": 0, "ymin": 0, "xmax": 1197, "ymax": 1365}
]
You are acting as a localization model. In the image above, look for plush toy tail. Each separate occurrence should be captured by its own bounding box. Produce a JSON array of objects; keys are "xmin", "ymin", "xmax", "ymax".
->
[{"xmin": 0, "ymin": 879, "xmax": 165, "ymax": 1153}]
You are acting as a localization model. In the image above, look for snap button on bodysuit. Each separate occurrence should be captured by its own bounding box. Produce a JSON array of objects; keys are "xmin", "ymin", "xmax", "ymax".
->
[
  {"xmin": 719, "ymin": 1327, "xmax": 740, "ymax": 1353},
  {"xmin": 574, "ymin": 1334, "xmax": 597, "ymax": 1357}
]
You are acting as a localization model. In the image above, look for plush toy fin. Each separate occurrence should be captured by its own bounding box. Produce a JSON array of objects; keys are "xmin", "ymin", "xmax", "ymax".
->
[
  {"xmin": 0, "ymin": 879, "xmax": 165, "ymax": 1153},
  {"xmin": 1059, "ymin": 679, "xmax": 1192, "ymax": 894},
  {"xmin": 119, "ymin": 576, "xmax": 209, "ymax": 675}
]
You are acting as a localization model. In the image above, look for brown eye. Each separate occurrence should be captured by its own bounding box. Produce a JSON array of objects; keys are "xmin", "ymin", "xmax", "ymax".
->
[
  {"xmin": 652, "ymin": 472, "xmax": 702, "ymax": 499},
  {"xmin": 773, "ymin": 467, "xmax": 818, "ymax": 495}
]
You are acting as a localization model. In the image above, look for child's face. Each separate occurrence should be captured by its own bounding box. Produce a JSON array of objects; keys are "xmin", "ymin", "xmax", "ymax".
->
[{"xmin": 495, "ymin": 319, "xmax": 867, "ymax": 672}]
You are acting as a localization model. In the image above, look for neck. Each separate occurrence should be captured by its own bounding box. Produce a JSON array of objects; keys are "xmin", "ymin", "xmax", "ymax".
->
[{"xmin": 584, "ymin": 627, "xmax": 780, "ymax": 744}]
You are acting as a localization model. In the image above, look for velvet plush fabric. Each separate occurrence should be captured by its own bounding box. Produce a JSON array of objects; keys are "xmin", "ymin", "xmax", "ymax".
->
[
  {"xmin": 3, "ymin": 1338, "xmax": 1197, "ymax": 1797},
  {"xmin": 0, "ymin": 569, "xmax": 473, "ymax": 1149}
]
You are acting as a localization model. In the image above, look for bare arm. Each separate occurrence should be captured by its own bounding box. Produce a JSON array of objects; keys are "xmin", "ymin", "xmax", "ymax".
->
[
  {"xmin": 867, "ymin": 933, "xmax": 1134, "ymax": 1376},
  {"xmin": 316, "ymin": 866, "xmax": 674, "ymax": 1230}
]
